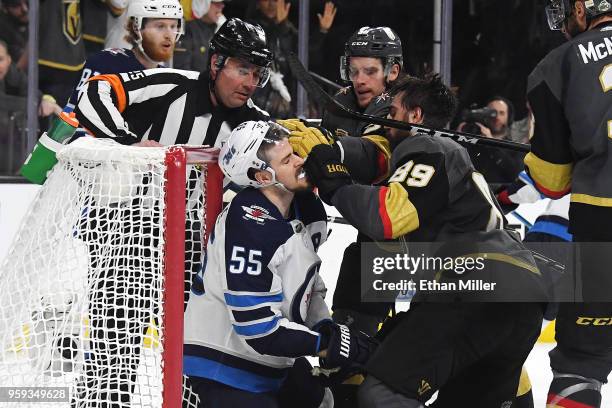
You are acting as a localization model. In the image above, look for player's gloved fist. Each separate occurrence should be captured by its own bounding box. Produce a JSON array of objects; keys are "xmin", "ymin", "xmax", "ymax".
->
[
  {"xmin": 319, "ymin": 323, "xmax": 378, "ymax": 370},
  {"xmin": 303, "ymin": 144, "xmax": 352, "ymax": 205}
]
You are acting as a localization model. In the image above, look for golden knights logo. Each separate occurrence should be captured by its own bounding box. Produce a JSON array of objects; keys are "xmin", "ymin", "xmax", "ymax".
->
[{"xmin": 62, "ymin": 0, "xmax": 82, "ymax": 45}]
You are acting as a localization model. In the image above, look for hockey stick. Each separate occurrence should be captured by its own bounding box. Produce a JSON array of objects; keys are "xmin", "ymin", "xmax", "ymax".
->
[{"xmin": 288, "ymin": 53, "xmax": 530, "ymax": 153}]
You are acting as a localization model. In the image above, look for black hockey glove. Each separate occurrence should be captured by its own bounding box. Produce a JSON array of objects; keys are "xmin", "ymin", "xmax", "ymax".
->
[
  {"xmin": 319, "ymin": 323, "xmax": 378, "ymax": 370},
  {"xmin": 303, "ymin": 144, "xmax": 352, "ymax": 205}
]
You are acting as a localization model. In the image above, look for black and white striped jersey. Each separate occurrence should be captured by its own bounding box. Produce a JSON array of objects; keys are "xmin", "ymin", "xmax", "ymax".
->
[{"xmin": 74, "ymin": 68, "xmax": 269, "ymax": 148}]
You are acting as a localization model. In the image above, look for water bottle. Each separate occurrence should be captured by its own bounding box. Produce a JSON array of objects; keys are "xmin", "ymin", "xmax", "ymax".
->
[{"xmin": 20, "ymin": 112, "xmax": 79, "ymax": 184}]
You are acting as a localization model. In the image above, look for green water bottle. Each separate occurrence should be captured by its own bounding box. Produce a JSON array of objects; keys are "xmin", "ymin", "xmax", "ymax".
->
[{"xmin": 20, "ymin": 112, "xmax": 79, "ymax": 184}]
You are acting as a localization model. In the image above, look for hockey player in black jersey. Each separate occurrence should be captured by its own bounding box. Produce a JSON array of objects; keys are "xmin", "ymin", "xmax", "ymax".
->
[
  {"xmin": 287, "ymin": 75, "xmax": 546, "ymax": 407},
  {"xmin": 321, "ymin": 26, "xmax": 403, "ymax": 139},
  {"xmin": 184, "ymin": 120, "xmax": 377, "ymax": 407},
  {"xmin": 319, "ymin": 25, "xmax": 404, "ymax": 346},
  {"xmin": 522, "ymin": 1, "xmax": 612, "ymax": 406}
]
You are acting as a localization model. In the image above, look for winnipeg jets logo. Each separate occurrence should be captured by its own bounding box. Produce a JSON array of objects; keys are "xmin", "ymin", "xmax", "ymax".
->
[
  {"xmin": 242, "ymin": 205, "xmax": 276, "ymax": 224},
  {"xmin": 375, "ymin": 92, "xmax": 390, "ymax": 104}
]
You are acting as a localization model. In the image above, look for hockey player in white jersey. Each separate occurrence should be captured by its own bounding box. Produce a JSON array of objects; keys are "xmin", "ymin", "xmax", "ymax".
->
[{"xmin": 183, "ymin": 120, "xmax": 377, "ymax": 408}]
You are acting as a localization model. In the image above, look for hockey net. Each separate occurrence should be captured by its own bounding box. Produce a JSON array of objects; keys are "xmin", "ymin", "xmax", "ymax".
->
[{"xmin": 0, "ymin": 137, "xmax": 223, "ymax": 408}]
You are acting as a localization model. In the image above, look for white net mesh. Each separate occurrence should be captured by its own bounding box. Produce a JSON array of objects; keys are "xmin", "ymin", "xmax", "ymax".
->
[{"xmin": 0, "ymin": 138, "xmax": 219, "ymax": 408}]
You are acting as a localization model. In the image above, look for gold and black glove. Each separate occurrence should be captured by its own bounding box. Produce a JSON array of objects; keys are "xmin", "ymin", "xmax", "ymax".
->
[
  {"xmin": 303, "ymin": 144, "xmax": 352, "ymax": 204},
  {"xmin": 277, "ymin": 119, "xmax": 335, "ymax": 158}
]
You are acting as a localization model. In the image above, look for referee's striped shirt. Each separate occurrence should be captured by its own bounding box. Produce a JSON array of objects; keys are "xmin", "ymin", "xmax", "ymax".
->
[{"xmin": 74, "ymin": 68, "xmax": 269, "ymax": 148}]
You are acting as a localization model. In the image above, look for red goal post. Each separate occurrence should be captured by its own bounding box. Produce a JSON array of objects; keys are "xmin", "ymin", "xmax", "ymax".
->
[{"xmin": 0, "ymin": 137, "xmax": 223, "ymax": 408}]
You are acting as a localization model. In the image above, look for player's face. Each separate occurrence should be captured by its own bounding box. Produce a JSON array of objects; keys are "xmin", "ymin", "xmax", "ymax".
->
[
  {"xmin": 0, "ymin": 45, "xmax": 11, "ymax": 81},
  {"xmin": 387, "ymin": 92, "xmax": 418, "ymax": 141},
  {"xmin": 204, "ymin": 2, "xmax": 225, "ymax": 24},
  {"xmin": 257, "ymin": 0, "xmax": 278, "ymax": 20},
  {"xmin": 487, "ymin": 100, "xmax": 509, "ymax": 135},
  {"xmin": 268, "ymin": 139, "xmax": 310, "ymax": 192},
  {"xmin": 5, "ymin": 0, "xmax": 28, "ymax": 23},
  {"xmin": 212, "ymin": 56, "xmax": 261, "ymax": 108},
  {"xmin": 141, "ymin": 18, "xmax": 180, "ymax": 62},
  {"xmin": 348, "ymin": 57, "xmax": 386, "ymax": 109}
]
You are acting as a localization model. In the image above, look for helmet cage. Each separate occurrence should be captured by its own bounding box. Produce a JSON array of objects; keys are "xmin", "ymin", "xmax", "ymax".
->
[
  {"xmin": 220, "ymin": 121, "xmax": 290, "ymax": 188},
  {"xmin": 339, "ymin": 55, "xmax": 403, "ymax": 83},
  {"xmin": 546, "ymin": 0, "xmax": 612, "ymax": 31}
]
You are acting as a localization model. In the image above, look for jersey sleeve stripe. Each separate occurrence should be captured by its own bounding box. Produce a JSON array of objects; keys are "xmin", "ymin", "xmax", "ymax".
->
[
  {"xmin": 231, "ymin": 306, "xmax": 276, "ymax": 323},
  {"xmin": 382, "ymin": 183, "xmax": 420, "ymax": 239},
  {"xmin": 524, "ymin": 152, "xmax": 572, "ymax": 197},
  {"xmin": 232, "ymin": 317, "xmax": 280, "ymax": 337},
  {"xmin": 88, "ymin": 74, "xmax": 127, "ymax": 112},
  {"xmin": 224, "ymin": 293, "xmax": 283, "ymax": 308},
  {"xmin": 378, "ymin": 186, "xmax": 393, "ymax": 239}
]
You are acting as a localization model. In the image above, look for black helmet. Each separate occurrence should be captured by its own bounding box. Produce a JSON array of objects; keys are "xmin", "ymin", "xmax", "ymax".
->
[
  {"xmin": 340, "ymin": 26, "xmax": 403, "ymax": 82},
  {"xmin": 210, "ymin": 17, "xmax": 273, "ymax": 69}
]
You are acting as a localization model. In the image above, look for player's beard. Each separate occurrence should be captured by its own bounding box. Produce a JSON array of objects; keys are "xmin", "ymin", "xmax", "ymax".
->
[{"xmin": 141, "ymin": 35, "xmax": 174, "ymax": 62}]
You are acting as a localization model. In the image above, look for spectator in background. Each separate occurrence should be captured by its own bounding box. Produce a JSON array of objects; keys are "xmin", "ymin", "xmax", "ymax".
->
[
  {"xmin": 457, "ymin": 95, "xmax": 514, "ymax": 140},
  {"xmin": 510, "ymin": 100, "xmax": 534, "ymax": 144},
  {"xmin": 456, "ymin": 95, "xmax": 523, "ymax": 184},
  {"xmin": 38, "ymin": 0, "xmax": 86, "ymax": 107},
  {"xmin": 247, "ymin": 0, "xmax": 337, "ymax": 118},
  {"xmin": 0, "ymin": 40, "xmax": 61, "ymax": 116},
  {"xmin": 105, "ymin": 0, "xmax": 130, "ymax": 49},
  {"xmin": 1, "ymin": 39, "xmax": 61, "ymax": 174},
  {"xmin": 174, "ymin": 0, "xmax": 228, "ymax": 71},
  {"xmin": 81, "ymin": 0, "xmax": 109, "ymax": 56},
  {"xmin": 0, "ymin": 0, "xmax": 28, "ymax": 71}
]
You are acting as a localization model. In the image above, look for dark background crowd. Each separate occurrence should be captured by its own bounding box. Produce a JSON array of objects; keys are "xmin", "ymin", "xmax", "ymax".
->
[{"xmin": 0, "ymin": 0, "xmax": 565, "ymax": 176}]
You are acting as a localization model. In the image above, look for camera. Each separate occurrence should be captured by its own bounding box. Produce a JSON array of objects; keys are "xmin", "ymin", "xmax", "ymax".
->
[{"xmin": 460, "ymin": 106, "xmax": 497, "ymax": 135}]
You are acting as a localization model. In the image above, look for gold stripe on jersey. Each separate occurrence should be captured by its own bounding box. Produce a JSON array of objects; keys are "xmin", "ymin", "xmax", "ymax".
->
[
  {"xmin": 524, "ymin": 152, "xmax": 572, "ymax": 194},
  {"xmin": 571, "ymin": 193, "xmax": 612, "ymax": 207},
  {"xmin": 83, "ymin": 34, "xmax": 105, "ymax": 44},
  {"xmin": 384, "ymin": 183, "xmax": 419, "ymax": 238},
  {"xmin": 38, "ymin": 59, "xmax": 85, "ymax": 72}
]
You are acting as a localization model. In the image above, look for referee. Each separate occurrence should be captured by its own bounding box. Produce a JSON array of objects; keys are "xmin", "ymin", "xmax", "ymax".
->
[{"xmin": 72, "ymin": 18, "xmax": 272, "ymax": 407}]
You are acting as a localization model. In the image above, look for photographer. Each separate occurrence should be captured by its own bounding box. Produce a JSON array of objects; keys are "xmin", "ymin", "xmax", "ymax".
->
[
  {"xmin": 457, "ymin": 96, "xmax": 514, "ymax": 140},
  {"xmin": 457, "ymin": 96, "xmax": 523, "ymax": 184}
]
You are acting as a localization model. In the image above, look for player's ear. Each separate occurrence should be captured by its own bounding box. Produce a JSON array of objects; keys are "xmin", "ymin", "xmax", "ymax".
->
[
  {"xmin": 210, "ymin": 54, "xmax": 219, "ymax": 80},
  {"xmin": 254, "ymin": 169, "xmax": 274, "ymax": 186},
  {"xmin": 387, "ymin": 64, "xmax": 400, "ymax": 82},
  {"xmin": 409, "ymin": 106, "xmax": 423, "ymax": 125},
  {"xmin": 574, "ymin": 0, "xmax": 585, "ymax": 17}
]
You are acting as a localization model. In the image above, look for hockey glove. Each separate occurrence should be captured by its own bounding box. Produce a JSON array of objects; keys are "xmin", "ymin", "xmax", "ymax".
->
[
  {"xmin": 303, "ymin": 144, "xmax": 352, "ymax": 205},
  {"xmin": 319, "ymin": 323, "xmax": 379, "ymax": 370},
  {"xmin": 496, "ymin": 171, "xmax": 544, "ymax": 206},
  {"xmin": 277, "ymin": 119, "xmax": 335, "ymax": 158}
]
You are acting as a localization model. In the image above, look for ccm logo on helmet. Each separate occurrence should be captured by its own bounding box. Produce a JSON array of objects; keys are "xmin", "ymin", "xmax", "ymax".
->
[
  {"xmin": 162, "ymin": 4, "xmax": 178, "ymax": 7},
  {"xmin": 351, "ymin": 42, "xmax": 368, "ymax": 46},
  {"xmin": 576, "ymin": 317, "xmax": 612, "ymax": 326}
]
